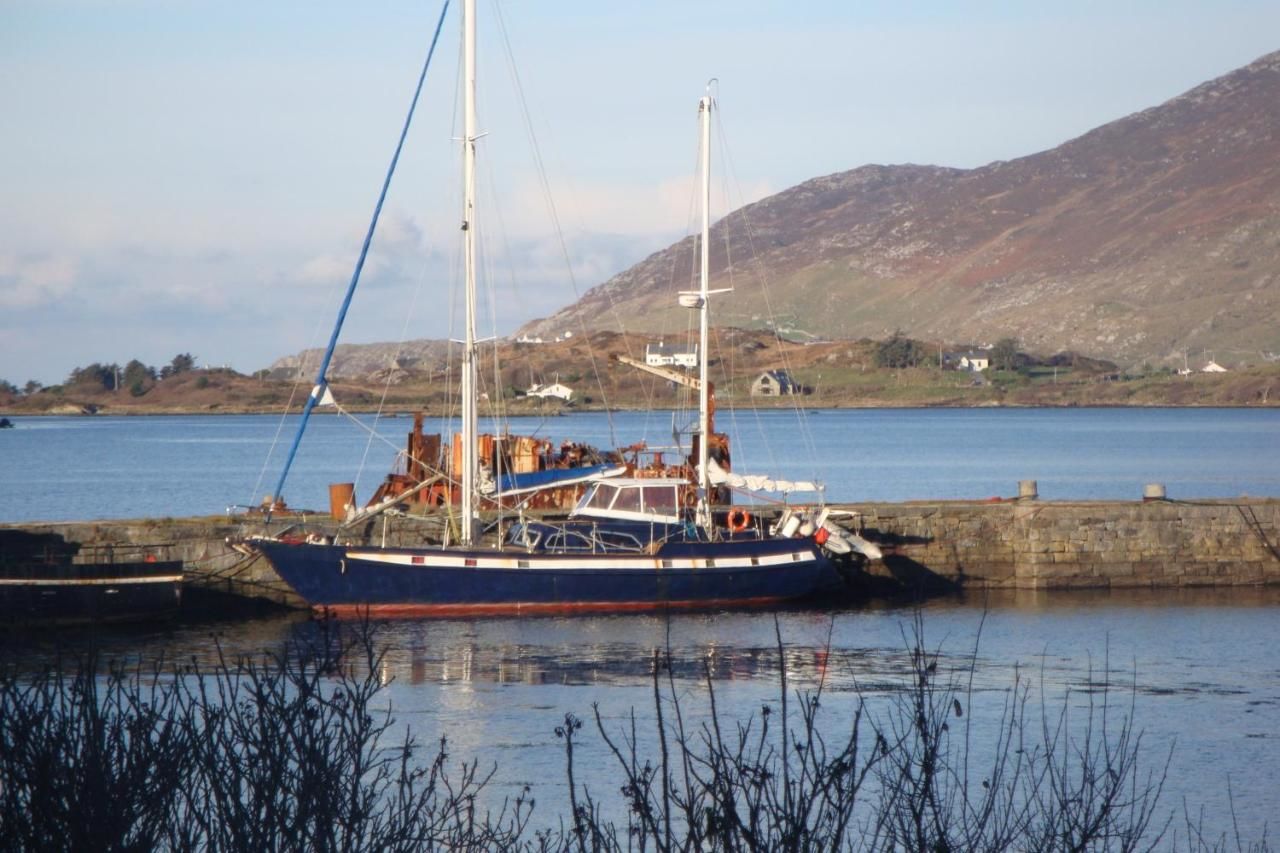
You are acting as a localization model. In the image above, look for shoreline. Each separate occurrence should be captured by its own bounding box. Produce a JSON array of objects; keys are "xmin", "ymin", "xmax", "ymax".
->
[{"xmin": 4, "ymin": 399, "xmax": 1280, "ymax": 418}]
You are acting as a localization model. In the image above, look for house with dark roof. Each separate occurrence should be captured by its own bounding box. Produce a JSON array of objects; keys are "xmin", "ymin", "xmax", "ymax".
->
[{"xmin": 751, "ymin": 370, "xmax": 800, "ymax": 396}]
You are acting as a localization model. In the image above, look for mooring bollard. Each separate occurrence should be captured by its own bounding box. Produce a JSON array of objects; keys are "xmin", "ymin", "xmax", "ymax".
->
[
  {"xmin": 1143, "ymin": 483, "xmax": 1167, "ymax": 501},
  {"xmin": 1018, "ymin": 480, "xmax": 1038, "ymax": 500}
]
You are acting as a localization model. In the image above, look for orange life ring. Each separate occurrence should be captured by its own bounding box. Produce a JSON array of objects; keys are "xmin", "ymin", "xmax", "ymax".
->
[{"xmin": 727, "ymin": 508, "xmax": 751, "ymax": 533}]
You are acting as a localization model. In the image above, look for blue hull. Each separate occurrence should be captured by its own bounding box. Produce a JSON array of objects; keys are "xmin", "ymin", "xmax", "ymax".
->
[{"xmin": 253, "ymin": 537, "xmax": 841, "ymax": 616}]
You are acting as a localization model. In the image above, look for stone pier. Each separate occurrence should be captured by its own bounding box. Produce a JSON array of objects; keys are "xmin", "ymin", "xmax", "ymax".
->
[
  {"xmin": 843, "ymin": 498, "xmax": 1280, "ymax": 590},
  {"xmin": 4, "ymin": 498, "xmax": 1278, "ymax": 608}
]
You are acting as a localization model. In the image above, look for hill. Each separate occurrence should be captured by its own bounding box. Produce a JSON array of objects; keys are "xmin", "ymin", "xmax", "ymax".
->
[{"xmin": 518, "ymin": 50, "xmax": 1280, "ymax": 369}]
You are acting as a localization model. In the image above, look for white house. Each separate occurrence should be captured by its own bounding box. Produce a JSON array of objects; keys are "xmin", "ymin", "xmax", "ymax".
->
[
  {"xmin": 1201, "ymin": 360, "xmax": 1228, "ymax": 373},
  {"xmin": 645, "ymin": 342, "xmax": 698, "ymax": 369},
  {"xmin": 751, "ymin": 370, "xmax": 800, "ymax": 396},
  {"xmin": 957, "ymin": 352, "xmax": 990, "ymax": 372},
  {"xmin": 526, "ymin": 382, "xmax": 573, "ymax": 402}
]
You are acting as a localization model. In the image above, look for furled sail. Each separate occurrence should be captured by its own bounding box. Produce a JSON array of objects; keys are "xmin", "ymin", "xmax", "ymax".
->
[{"xmin": 701, "ymin": 458, "xmax": 821, "ymax": 495}]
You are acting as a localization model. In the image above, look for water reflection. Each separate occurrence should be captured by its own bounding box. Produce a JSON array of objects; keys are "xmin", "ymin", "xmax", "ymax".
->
[{"xmin": 4, "ymin": 588, "xmax": 1277, "ymax": 842}]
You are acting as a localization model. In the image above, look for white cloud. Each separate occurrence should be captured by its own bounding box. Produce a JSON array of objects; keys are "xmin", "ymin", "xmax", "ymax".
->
[
  {"xmin": 491, "ymin": 175, "xmax": 774, "ymax": 241},
  {"xmin": 0, "ymin": 253, "xmax": 78, "ymax": 309},
  {"xmin": 297, "ymin": 254, "xmax": 356, "ymax": 286}
]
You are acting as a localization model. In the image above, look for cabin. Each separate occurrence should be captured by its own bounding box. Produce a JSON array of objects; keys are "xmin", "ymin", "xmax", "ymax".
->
[
  {"xmin": 645, "ymin": 342, "xmax": 698, "ymax": 369},
  {"xmin": 571, "ymin": 478, "xmax": 683, "ymax": 525},
  {"xmin": 1202, "ymin": 360, "xmax": 1228, "ymax": 373},
  {"xmin": 525, "ymin": 382, "xmax": 573, "ymax": 401},
  {"xmin": 751, "ymin": 370, "xmax": 800, "ymax": 396}
]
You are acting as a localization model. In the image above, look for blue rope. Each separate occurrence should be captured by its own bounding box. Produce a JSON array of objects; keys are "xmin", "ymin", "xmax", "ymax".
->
[{"xmin": 268, "ymin": 0, "xmax": 451, "ymax": 516}]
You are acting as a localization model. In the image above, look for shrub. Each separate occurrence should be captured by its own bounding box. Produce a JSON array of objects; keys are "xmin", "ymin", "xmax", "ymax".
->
[
  {"xmin": 875, "ymin": 332, "xmax": 928, "ymax": 369},
  {"xmin": 2, "ymin": 618, "xmax": 1264, "ymax": 851}
]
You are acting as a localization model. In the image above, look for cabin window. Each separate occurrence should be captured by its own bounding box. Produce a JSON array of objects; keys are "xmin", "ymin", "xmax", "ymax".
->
[
  {"xmin": 642, "ymin": 486, "xmax": 677, "ymax": 513},
  {"xmin": 610, "ymin": 487, "xmax": 642, "ymax": 512},
  {"xmin": 583, "ymin": 485, "xmax": 615, "ymax": 511},
  {"xmin": 545, "ymin": 531, "xmax": 592, "ymax": 552},
  {"xmin": 505, "ymin": 524, "xmax": 541, "ymax": 549},
  {"xmin": 596, "ymin": 531, "xmax": 643, "ymax": 551}
]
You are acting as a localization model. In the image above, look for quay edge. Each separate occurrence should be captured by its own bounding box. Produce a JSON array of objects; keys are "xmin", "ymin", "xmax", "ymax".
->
[{"xmin": 3, "ymin": 498, "xmax": 1279, "ymax": 611}]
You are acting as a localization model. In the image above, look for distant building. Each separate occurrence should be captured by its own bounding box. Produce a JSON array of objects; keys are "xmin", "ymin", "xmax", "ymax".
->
[
  {"xmin": 516, "ymin": 334, "xmax": 544, "ymax": 344},
  {"xmin": 751, "ymin": 370, "xmax": 800, "ymax": 397},
  {"xmin": 646, "ymin": 341, "xmax": 698, "ymax": 368},
  {"xmin": 1202, "ymin": 360, "xmax": 1228, "ymax": 373},
  {"xmin": 526, "ymin": 382, "xmax": 573, "ymax": 402},
  {"xmin": 956, "ymin": 352, "xmax": 990, "ymax": 372}
]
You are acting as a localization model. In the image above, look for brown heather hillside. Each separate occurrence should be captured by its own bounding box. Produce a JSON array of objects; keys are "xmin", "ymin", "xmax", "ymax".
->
[{"xmin": 519, "ymin": 51, "xmax": 1280, "ymax": 370}]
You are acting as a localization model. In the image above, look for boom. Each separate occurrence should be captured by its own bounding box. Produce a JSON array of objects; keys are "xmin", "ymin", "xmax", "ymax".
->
[{"xmin": 613, "ymin": 353, "xmax": 715, "ymax": 433}]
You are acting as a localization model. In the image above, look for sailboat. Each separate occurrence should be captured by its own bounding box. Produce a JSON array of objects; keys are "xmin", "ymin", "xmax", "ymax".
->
[{"xmin": 244, "ymin": 0, "xmax": 849, "ymax": 616}]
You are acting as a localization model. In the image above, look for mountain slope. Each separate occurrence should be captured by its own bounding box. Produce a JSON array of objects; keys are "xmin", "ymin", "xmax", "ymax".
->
[{"xmin": 520, "ymin": 51, "xmax": 1280, "ymax": 366}]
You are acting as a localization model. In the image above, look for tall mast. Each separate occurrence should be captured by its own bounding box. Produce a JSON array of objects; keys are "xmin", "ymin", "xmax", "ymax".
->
[
  {"xmin": 696, "ymin": 92, "xmax": 712, "ymax": 531},
  {"xmin": 460, "ymin": 0, "xmax": 478, "ymax": 544}
]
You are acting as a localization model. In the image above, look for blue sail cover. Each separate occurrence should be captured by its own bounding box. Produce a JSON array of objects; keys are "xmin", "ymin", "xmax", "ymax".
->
[{"xmin": 494, "ymin": 465, "xmax": 625, "ymax": 497}]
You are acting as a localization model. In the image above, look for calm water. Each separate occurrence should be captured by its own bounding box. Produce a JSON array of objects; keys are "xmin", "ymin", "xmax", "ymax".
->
[
  {"xmin": 1, "ymin": 407, "xmax": 1277, "ymax": 521},
  {"xmin": 2, "ymin": 409, "xmax": 1279, "ymax": 840},
  {"xmin": 9, "ymin": 590, "xmax": 1278, "ymax": 842}
]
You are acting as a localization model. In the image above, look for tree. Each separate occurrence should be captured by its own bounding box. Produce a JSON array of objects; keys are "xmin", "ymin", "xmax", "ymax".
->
[
  {"xmin": 122, "ymin": 359, "xmax": 156, "ymax": 389},
  {"xmin": 875, "ymin": 331, "xmax": 928, "ymax": 369},
  {"xmin": 23, "ymin": 380, "xmax": 43, "ymax": 396},
  {"xmin": 161, "ymin": 353, "xmax": 196, "ymax": 379},
  {"xmin": 990, "ymin": 337, "xmax": 1021, "ymax": 371},
  {"xmin": 68, "ymin": 363, "xmax": 119, "ymax": 390},
  {"xmin": 0, "ymin": 379, "xmax": 17, "ymax": 396}
]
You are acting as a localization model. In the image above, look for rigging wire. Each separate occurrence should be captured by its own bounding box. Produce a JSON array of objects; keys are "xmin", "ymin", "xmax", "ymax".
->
[
  {"xmin": 714, "ymin": 104, "xmax": 824, "ymax": 491},
  {"xmin": 492, "ymin": 0, "xmax": 619, "ymax": 448},
  {"xmin": 354, "ymin": 220, "xmax": 436, "ymax": 497},
  {"xmin": 265, "ymin": 0, "xmax": 452, "ymax": 514},
  {"xmin": 643, "ymin": 107, "xmax": 710, "ymax": 457}
]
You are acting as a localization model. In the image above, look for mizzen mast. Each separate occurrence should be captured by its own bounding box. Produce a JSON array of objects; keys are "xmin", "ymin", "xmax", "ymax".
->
[{"xmin": 695, "ymin": 93, "xmax": 712, "ymax": 529}]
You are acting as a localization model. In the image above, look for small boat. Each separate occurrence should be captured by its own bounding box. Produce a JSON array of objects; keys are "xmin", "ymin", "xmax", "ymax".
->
[
  {"xmin": 0, "ymin": 530, "xmax": 182, "ymax": 625},
  {"xmin": 242, "ymin": 0, "xmax": 852, "ymax": 616}
]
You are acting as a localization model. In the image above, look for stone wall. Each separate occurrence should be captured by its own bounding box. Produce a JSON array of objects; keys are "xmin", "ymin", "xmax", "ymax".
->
[{"xmin": 845, "ymin": 498, "xmax": 1280, "ymax": 589}]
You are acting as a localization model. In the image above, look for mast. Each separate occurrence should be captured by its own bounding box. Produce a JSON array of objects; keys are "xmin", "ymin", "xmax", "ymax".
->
[
  {"xmin": 460, "ymin": 0, "xmax": 478, "ymax": 544},
  {"xmin": 696, "ymin": 92, "xmax": 712, "ymax": 531}
]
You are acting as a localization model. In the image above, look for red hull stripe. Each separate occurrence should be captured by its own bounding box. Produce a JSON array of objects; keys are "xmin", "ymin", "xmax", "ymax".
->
[{"xmin": 316, "ymin": 596, "xmax": 789, "ymax": 618}]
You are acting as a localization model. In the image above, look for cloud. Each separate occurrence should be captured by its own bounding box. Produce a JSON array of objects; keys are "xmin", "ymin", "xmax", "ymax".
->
[
  {"xmin": 0, "ymin": 253, "xmax": 78, "ymax": 309},
  {"xmin": 297, "ymin": 253, "xmax": 355, "ymax": 286},
  {"xmin": 495, "ymin": 175, "xmax": 775, "ymax": 240}
]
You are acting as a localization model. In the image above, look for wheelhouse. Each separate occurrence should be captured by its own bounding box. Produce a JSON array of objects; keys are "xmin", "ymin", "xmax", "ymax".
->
[{"xmin": 569, "ymin": 478, "xmax": 685, "ymax": 525}]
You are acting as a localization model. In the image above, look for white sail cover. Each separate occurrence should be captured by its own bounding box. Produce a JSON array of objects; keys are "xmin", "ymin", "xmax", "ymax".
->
[
  {"xmin": 702, "ymin": 458, "xmax": 821, "ymax": 495},
  {"xmin": 310, "ymin": 384, "xmax": 337, "ymax": 407}
]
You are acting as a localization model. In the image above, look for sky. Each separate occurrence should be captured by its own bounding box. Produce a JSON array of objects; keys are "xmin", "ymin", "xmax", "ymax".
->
[{"xmin": 2, "ymin": 1, "xmax": 1278, "ymax": 386}]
